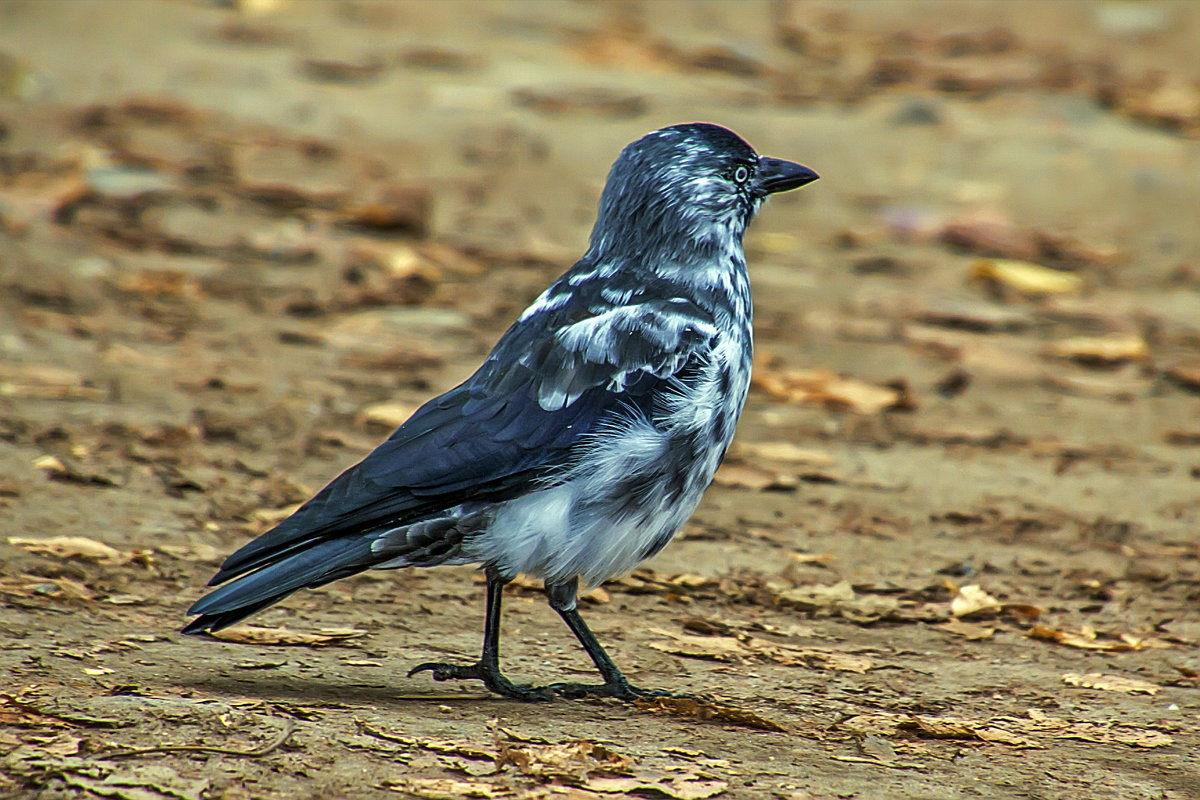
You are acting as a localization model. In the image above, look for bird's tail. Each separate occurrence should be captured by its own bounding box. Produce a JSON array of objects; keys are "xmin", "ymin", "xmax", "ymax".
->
[{"xmin": 182, "ymin": 537, "xmax": 376, "ymax": 635}]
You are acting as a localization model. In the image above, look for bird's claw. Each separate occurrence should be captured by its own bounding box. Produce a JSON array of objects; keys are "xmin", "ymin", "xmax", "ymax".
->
[
  {"xmin": 407, "ymin": 660, "xmax": 552, "ymax": 702},
  {"xmin": 545, "ymin": 680, "xmax": 686, "ymax": 702}
]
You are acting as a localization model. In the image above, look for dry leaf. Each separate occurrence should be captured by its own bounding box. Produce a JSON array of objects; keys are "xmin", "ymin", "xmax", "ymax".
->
[
  {"xmin": 517, "ymin": 788, "xmax": 608, "ymax": 800},
  {"xmin": 788, "ymin": 552, "xmax": 836, "ymax": 565},
  {"xmin": 157, "ymin": 542, "xmax": 223, "ymax": 562},
  {"xmin": 1061, "ymin": 673, "xmax": 1160, "ymax": 695},
  {"xmin": 383, "ymin": 778, "xmax": 506, "ymax": 798},
  {"xmin": 846, "ymin": 710, "xmax": 1172, "ymax": 750},
  {"xmin": 1023, "ymin": 710, "xmax": 1175, "ymax": 748},
  {"xmin": 1164, "ymin": 359, "xmax": 1200, "ymax": 391},
  {"xmin": 30, "ymin": 455, "xmax": 120, "ymax": 487},
  {"xmin": 358, "ymin": 721, "xmax": 495, "ymax": 761},
  {"xmin": 950, "ymin": 584, "xmax": 1001, "ymax": 618},
  {"xmin": 0, "ymin": 695, "xmax": 72, "ymax": 728},
  {"xmin": 0, "ymin": 574, "xmax": 96, "ymax": 602},
  {"xmin": 1028, "ymin": 624, "xmax": 1150, "ymax": 651},
  {"xmin": 117, "ymin": 269, "xmax": 204, "ymax": 300},
  {"xmin": 632, "ymin": 696, "xmax": 787, "ymax": 733},
  {"xmin": 8, "ymin": 535, "xmax": 126, "ymax": 563},
  {"xmin": 209, "ymin": 625, "xmax": 368, "ymax": 646},
  {"xmin": 498, "ymin": 739, "xmax": 633, "ymax": 780},
  {"xmin": 851, "ymin": 714, "xmax": 1037, "ymax": 747},
  {"xmin": 1043, "ymin": 334, "xmax": 1148, "ymax": 365},
  {"xmin": 63, "ymin": 765, "xmax": 209, "ymax": 800},
  {"xmin": 581, "ymin": 586, "xmax": 611, "ymax": 604},
  {"xmin": 646, "ymin": 629, "xmax": 874, "ymax": 674},
  {"xmin": 27, "ymin": 733, "xmax": 83, "ymax": 756},
  {"xmin": 0, "ymin": 364, "xmax": 107, "ymax": 402},
  {"xmin": 357, "ymin": 402, "xmax": 417, "ymax": 428},
  {"xmin": 935, "ymin": 619, "xmax": 996, "ymax": 640},
  {"xmin": 753, "ymin": 365, "xmax": 903, "ymax": 414},
  {"xmin": 969, "ymin": 258, "xmax": 1083, "ymax": 297},
  {"xmin": 584, "ymin": 775, "xmax": 728, "ymax": 800},
  {"xmin": 712, "ymin": 462, "xmax": 797, "ymax": 491},
  {"xmin": 736, "ymin": 442, "xmax": 834, "ymax": 465},
  {"xmin": 646, "ymin": 631, "xmax": 744, "ymax": 662},
  {"xmin": 773, "ymin": 580, "xmax": 856, "ymax": 607}
]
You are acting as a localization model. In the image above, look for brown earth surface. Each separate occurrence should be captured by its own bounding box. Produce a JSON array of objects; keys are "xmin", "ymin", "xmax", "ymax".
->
[{"xmin": 2, "ymin": 1, "xmax": 1199, "ymax": 798}]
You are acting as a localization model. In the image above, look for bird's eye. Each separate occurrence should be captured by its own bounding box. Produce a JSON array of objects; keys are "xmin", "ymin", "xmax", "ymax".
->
[{"xmin": 733, "ymin": 165, "xmax": 750, "ymax": 184}]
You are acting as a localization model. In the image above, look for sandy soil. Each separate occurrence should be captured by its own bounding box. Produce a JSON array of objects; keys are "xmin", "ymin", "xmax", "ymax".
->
[{"xmin": 1, "ymin": 1, "xmax": 1199, "ymax": 798}]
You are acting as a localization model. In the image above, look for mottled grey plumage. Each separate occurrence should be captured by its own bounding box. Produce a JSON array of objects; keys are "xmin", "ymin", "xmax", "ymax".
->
[{"xmin": 184, "ymin": 123, "xmax": 818, "ymax": 701}]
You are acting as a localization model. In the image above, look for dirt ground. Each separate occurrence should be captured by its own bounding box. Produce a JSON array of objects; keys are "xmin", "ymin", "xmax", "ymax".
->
[{"xmin": 1, "ymin": 1, "xmax": 1199, "ymax": 798}]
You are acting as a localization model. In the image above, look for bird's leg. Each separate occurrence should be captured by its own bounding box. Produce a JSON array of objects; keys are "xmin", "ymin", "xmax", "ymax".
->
[
  {"xmin": 542, "ymin": 579, "xmax": 680, "ymax": 701},
  {"xmin": 407, "ymin": 567, "xmax": 551, "ymax": 701}
]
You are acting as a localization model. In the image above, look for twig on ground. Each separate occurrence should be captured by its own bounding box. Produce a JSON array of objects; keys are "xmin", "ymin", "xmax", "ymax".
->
[{"xmin": 100, "ymin": 719, "xmax": 297, "ymax": 760}]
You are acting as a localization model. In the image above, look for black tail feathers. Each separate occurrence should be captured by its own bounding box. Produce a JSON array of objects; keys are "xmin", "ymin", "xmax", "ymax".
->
[{"xmin": 182, "ymin": 537, "xmax": 377, "ymax": 634}]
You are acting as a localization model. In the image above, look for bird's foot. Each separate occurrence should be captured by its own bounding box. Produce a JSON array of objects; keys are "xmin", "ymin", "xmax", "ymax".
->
[
  {"xmin": 407, "ymin": 660, "xmax": 552, "ymax": 702},
  {"xmin": 545, "ymin": 679, "xmax": 687, "ymax": 702}
]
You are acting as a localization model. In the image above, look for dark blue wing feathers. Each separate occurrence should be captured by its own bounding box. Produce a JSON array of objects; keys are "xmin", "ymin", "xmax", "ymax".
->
[{"xmin": 189, "ymin": 265, "xmax": 719, "ymax": 624}]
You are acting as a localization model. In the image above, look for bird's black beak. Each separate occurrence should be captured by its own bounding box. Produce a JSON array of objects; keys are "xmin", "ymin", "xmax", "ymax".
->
[{"xmin": 757, "ymin": 157, "xmax": 819, "ymax": 195}]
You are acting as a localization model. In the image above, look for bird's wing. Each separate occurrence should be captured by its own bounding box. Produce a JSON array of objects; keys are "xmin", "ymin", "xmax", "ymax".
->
[{"xmin": 208, "ymin": 273, "xmax": 719, "ymax": 584}]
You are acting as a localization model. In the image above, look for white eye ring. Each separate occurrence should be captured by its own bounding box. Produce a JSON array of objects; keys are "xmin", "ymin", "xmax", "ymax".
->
[{"xmin": 733, "ymin": 166, "xmax": 750, "ymax": 184}]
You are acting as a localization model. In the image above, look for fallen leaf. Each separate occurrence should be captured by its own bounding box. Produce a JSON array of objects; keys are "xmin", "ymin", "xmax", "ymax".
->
[
  {"xmin": 788, "ymin": 552, "xmax": 836, "ymax": 565},
  {"xmin": 969, "ymin": 258, "xmax": 1083, "ymax": 297},
  {"xmin": 712, "ymin": 462, "xmax": 797, "ymax": 491},
  {"xmin": 735, "ymin": 442, "xmax": 834, "ymax": 465},
  {"xmin": 935, "ymin": 619, "xmax": 996, "ymax": 640},
  {"xmin": 358, "ymin": 402, "xmax": 417, "ymax": 429},
  {"xmin": 773, "ymin": 580, "xmax": 856, "ymax": 608},
  {"xmin": 1042, "ymin": 334, "xmax": 1148, "ymax": 366},
  {"xmin": 646, "ymin": 631, "xmax": 745, "ymax": 661},
  {"xmin": 381, "ymin": 778, "xmax": 506, "ymax": 799},
  {"xmin": 8, "ymin": 535, "xmax": 126, "ymax": 563},
  {"xmin": 116, "ymin": 269, "xmax": 204, "ymax": 300},
  {"xmin": 950, "ymin": 584, "xmax": 1001, "ymax": 618},
  {"xmin": 498, "ymin": 739, "xmax": 633, "ymax": 780},
  {"xmin": 0, "ymin": 575, "xmax": 96, "ymax": 602},
  {"xmin": 0, "ymin": 364, "xmax": 108, "ymax": 402},
  {"xmin": 0, "ymin": 695, "xmax": 71, "ymax": 728},
  {"xmin": 770, "ymin": 580, "xmax": 904, "ymax": 624},
  {"xmin": 1022, "ymin": 710, "xmax": 1175, "ymax": 748},
  {"xmin": 846, "ymin": 713, "xmax": 1037, "ymax": 748},
  {"xmin": 208, "ymin": 625, "xmax": 368, "ymax": 647},
  {"xmin": 1164, "ymin": 430, "xmax": 1200, "ymax": 446},
  {"xmin": 646, "ymin": 628, "xmax": 874, "ymax": 674},
  {"xmin": 62, "ymin": 764, "xmax": 209, "ymax": 800},
  {"xmin": 156, "ymin": 542, "xmax": 222, "ymax": 562},
  {"xmin": 939, "ymin": 210, "xmax": 1038, "ymax": 260},
  {"xmin": 301, "ymin": 56, "xmax": 387, "ymax": 84},
  {"xmin": 1061, "ymin": 673, "xmax": 1160, "ymax": 695},
  {"xmin": 1028, "ymin": 624, "xmax": 1151, "ymax": 651},
  {"xmin": 27, "ymin": 732, "xmax": 83, "ymax": 756},
  {"xmin": 341, "ymin": 193, "xmax": 432, "ymax": 237},
  {"xmin": 580, "ymin": 586, "xmax": 611, "ymax": 604},
  {"xmin": 753, "ymin": 364, "xmax": 904, "ymax": 414},
  {"xmin": 845, "ymin": 710, "xmax": 1173, "ymax": 750},
  {"xmin": 30, "ymin": 455, "xmax": 121, "ymax": 487},
  {"xmin": 1165, "ymin": 359, "xmax": 1200, "ymax": 392},
  {"xmin": 584, "ymin": 775, "xmax": 728, "ymax": 800}
]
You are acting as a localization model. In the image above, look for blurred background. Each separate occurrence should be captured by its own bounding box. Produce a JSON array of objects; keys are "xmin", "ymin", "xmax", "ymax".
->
[{"xmin": 1, "ymin": 2, "xmax": 1198, "ymax": 798}]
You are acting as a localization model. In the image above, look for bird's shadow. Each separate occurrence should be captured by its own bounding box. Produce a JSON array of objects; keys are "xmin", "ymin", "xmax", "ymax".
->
[{"xmin": 184, "ymin": 671, "xmax": 506, "ymax": 710}]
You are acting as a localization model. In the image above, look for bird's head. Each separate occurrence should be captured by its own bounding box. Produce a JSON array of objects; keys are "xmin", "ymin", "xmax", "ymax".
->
[{"xmin": 587, "ymin": 123, "xmax": 818, "ymax": 261}]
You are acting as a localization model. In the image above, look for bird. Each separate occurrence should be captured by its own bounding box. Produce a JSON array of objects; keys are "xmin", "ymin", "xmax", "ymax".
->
[{"xmin": 184, "ymin": 123, "xmax": 818, "ymax": 701}]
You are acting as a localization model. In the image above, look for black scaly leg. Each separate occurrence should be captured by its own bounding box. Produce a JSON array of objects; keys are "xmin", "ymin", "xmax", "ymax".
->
[
  {"xmin": 407, "ymin": 567, "xmax": 551, "ymax": 701},
  {"xmin": 543, "ymin": 578, "xmax": 679, "ymax": 701}
]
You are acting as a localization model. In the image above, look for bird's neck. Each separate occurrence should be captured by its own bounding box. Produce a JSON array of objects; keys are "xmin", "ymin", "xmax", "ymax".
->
[{"xmin": 575, "ymin": 240, "xmax": 751, "ymax": 329}]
